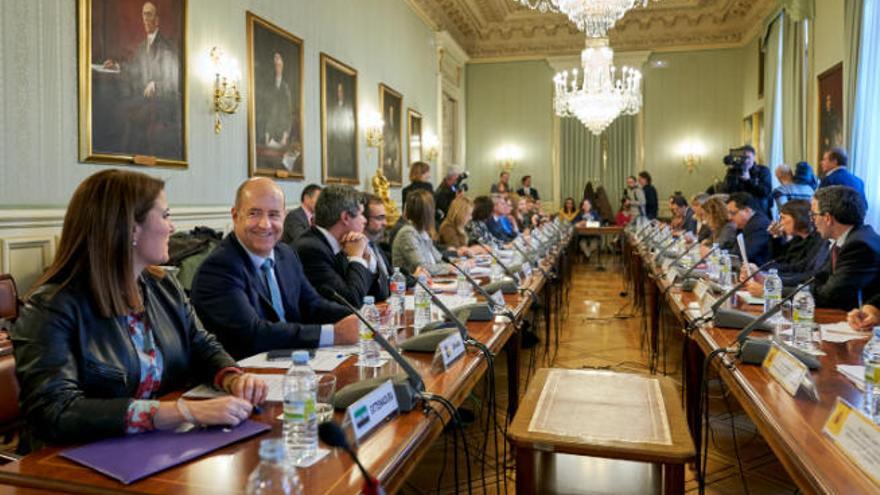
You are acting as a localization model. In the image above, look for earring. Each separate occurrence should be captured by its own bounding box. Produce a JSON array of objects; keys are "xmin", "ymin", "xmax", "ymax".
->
[{"xmin": 132, "ymin": 239, "xmax": 138, "ymax": 247}]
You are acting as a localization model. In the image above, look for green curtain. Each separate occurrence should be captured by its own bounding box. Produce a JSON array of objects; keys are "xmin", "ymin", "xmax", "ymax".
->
[
  {"xmin": 844, "ymin": 0, "xmax": 863, "ymax": 150},
  {"xmin": 781, "ymin": 16, "xmax": 809, "ymax": 165},
  {"xmin": 559, "ymin": 115, "xmax": 636, "ymax": 209}
]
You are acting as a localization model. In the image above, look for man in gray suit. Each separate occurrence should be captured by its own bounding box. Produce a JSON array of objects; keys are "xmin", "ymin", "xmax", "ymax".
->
[{"xmin": 282, "ymin": 184, "xmax": 321, "ymax": 245}]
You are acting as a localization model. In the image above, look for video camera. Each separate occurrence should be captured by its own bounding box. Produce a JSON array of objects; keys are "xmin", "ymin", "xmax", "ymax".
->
[
  {"xmin": 453, "ymin": 171, "xmax": 469, "ymax": 193},
  {"xmin": 723, "ymin": 147, "xmax": 751, "ymax": 175}
]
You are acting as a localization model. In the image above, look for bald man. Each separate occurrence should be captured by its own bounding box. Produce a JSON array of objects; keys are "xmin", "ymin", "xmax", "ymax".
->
[{"xmin": 191, "ymin": 178, "xmax": 358, "ymax": 360}]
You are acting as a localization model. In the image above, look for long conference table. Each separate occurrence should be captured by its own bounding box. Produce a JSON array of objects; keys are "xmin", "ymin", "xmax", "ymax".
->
[
  {"xmin": 621, "ymin": 227, "xmax": 879, "ymax": 494},
  {"xmin": 0, "ymin": 232, "xmax": 572, "ymax": 495}
]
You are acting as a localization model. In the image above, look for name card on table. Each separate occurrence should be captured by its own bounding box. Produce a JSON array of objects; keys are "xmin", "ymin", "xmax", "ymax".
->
[
  {"xmin": 346, "ymin": 380, "xmax": 399, "ymax": 444},
  {"xmin": 434, "ymin": 331, "xmax": 466, "ymax": 370},
  {"xmin": 661, "ymin": 258, "xmax": 674, "ymax": 272},
  {"xmin": 762, "ymin": 343, "xmax": 808, "ymax": 396},
  {"xmin": 585, "ymin": 220, "xmax": 600, "ymax": 228},
  {"xmin": 521, "ymin": 262, "xmax": 532, "ymax": 279},
  {"xmin": 823, "ymin": 397, "xmax": 880, "ymax": 485},
  {"xmin": 664, "ymin": 267, "xmax": 679, "ymax": 286},
  {"xmin": 491, "ymin": 290, "xmax": 506, "ymax": 307},
  {"xmin": 693, "ymin": 280, "xmax": 710, "ymax": 300}
]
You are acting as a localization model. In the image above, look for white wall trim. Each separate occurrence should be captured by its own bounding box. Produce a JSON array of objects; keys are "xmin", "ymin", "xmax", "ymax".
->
[{"xmin": 0, "ymin": 206, "xmax": 232, "ymax": 231}]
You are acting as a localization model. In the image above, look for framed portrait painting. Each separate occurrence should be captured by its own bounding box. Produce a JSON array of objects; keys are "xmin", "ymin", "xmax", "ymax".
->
[
  {"xmin": 407, "ymin": 108, "xmax": 422, "ymax": 165},
  {"xmin": 320, "ymin": 53, "xmax": 359, "ymax": 184},
  {"xmin": 818, "ymin": 63, "xmax": 843, "ymax": 164},
  {"xmin": 246, "ymin": 12, "xmax": 304, "ymax": 179},
  {"xmin": 78, "ymin": 0, "xmax": 187, "ymax": 167},
  {"xmin": 379, "ymin": 84, "xmax": 403, "ymax": 186}
]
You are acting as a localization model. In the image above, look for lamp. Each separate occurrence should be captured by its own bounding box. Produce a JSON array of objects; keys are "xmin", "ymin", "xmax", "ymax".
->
[
  {"xmin": 679, "ymin": 140, "xmax": 704, "ymax": 173},
  {"xmin": 513, "ymin": 0, "xmax": 653, "ymax": 38},
  {"xmin": 496, "ymin": 144, "xmax": 520, "ymax": 171},
  {"xmin": 365, "ymin": 111, "xmax": 384, "ymax": 148},
  {"xmin": 423, "ymin": 132, "xmax": 439, "ymax": 162},
  {"xmin": 210, "ymin": 47, "xmax": 241, "ymax": 134}
]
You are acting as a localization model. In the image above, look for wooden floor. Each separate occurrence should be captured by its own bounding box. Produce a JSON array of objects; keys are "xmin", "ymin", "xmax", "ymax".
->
[{"xmin": 400, "ymin": 255, "xmax": 799, "ymax": 494}]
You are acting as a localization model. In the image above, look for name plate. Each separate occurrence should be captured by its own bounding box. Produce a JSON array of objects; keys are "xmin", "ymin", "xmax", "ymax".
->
[
  {"xmin": 664, "ymin": 267, "xmax": 678, "ymax": 286},
  {"xmin": 762, "ymin": 343, "xmax": 808, "ymax": 396},
  {"xmin": 491, "ymin": 290, "xmax": 506, "ymax": 307},
  {"xmin": 823, "ymin": 397, "xmax": 880, "ymax": 484},
  {"xmin": 693, "ymin": 280, "xmax": 709, "ymax": 299},
  {"xmin": 585, "ymin": 220, "xmax": 600, "ymax": 228},
  {"xmin": 435, "ymin": 332, "xmax": 466, "ymax": 370},
  {"xmin": 346, "ymin": 380, "xmax": 399, "ymax": 443},
  {"xmin": 521, "ymin": 262, "xmax": 533, "ymax": 279},
  {"xmin": 661, "ymin": 258, "xmax": 674, "ymax": 272}
]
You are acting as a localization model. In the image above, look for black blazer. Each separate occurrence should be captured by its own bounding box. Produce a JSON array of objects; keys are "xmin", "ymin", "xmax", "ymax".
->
[
  {"xmin": 812, "ymin": 224, "xmax": 880, "ymax": 310},
  {"xmin": 487, "ymin": 217, "xmax": 517, "ymax": 243},
  {"xmin": 740, "ymin": 212, "xmax": 772, "ymax": 265},
  {"xmin": 12, "ymin": 273, "xmax": 235, "ymax": 448},
  {"xmin": 295, "ymin": 227, "xmax": 388, "ymax": 307},
  {"xmin": 281, "ymin": 207, "xmax": 310, "ymax": 245},
  {"xmin": 191, "ymin": 234, "xmax": 350, "ymax": 360},
  {"xmin": 772, "ymin": 233, "xmax": 829, "ymax": 286},
  {"xmin": 516, "ymin": 187, "xmax": 540, "ymax": 201}
]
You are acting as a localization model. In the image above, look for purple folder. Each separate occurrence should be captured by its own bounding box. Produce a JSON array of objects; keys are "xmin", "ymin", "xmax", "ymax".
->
[{"xmin": 60, "ymin": 420, "xmax": 271, "ymax": 484}]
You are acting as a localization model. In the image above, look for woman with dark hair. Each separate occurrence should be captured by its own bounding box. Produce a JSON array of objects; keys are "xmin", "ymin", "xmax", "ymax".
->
[
  {"xmin": 392, "ymin": 190, "xmax": 452, "ymax": 275},
  {"xmin": 558, "ymin": 197, "xmax": 578, "ymax": 222},
  {"xmin": 741, "ymin": 199, "xmax": 825, "ymax": 295},
  {"xmin": 401, "ymin": 161, "xmax": 433, "ymax": 206},
  {"xmin": 701, "ymin": 195, "xmax": 736, "ymax": 251},
  {"xmin": 466, "ymin": 195, "xmax": 504, "ymax": 247},
  {"xmin": 12, "ymin": 170, "xmax": 267, "ymax": 451}
]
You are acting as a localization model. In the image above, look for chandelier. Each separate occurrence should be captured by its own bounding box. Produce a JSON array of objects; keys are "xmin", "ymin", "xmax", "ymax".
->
[
  {"xmin": 514, "ymin": 0, "xmax": 650, "ymax": 38},
  {"xmin": 553, "ymin": 38, "xmax": 642, "ymax": 135}
]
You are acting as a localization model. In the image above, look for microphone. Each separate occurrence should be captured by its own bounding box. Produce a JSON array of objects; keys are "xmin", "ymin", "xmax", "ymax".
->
[
  {"xmin": 734, "ymin": 277, "xmax": 821, "ymax": 369},
  {"xmin": 710, "ymin": 258, "xmax": 777, "ymax": 314},
  {"xmin": 318, "ymin": 422, "xmax": 384, "ymax": 495},
  {"xmin": 677, "ymin": 244, "xmax": 720, "ymax": 284},
  {"xmin": 475, "ymin": 240, "xmax": 521, "ymax": 281},
  {"xmin": 327, "ymin": 290, "xmax": 425, "ymax": 410},
  {"xmin": 655, "ymin": 235, "xmax": 681, "ymax": 259},
  {"xmin": 659, "ymin": 241, "xmax": 702, "ymax": 296},
  {"xmin": 442, "ymin": 255, "xmax": 516, "ymax": 321},
  {"xmin": 509, "ymin": 240, "xmax": 552, "ymax": 280}
]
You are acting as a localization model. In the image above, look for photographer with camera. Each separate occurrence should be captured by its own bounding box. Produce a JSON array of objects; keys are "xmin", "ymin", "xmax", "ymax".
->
[
  {"xmin": 434, "ymin": 164, "xmax": 467, "ymax": 221},
  {"xmin": 714, "ymin": 145, "xmax": 772, "ymax": 217}
]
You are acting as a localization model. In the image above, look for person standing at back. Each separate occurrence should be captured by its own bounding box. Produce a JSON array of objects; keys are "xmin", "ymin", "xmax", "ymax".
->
[
  {"xmin": 401, "ymin": 161, "xmax": 433, "ymax": 206},
  {"xmin": 624, "ymin": 176, "xmax": 645, "ymax": 219},
  {"xmin": 638, "ymin": 171, "xmax": 658, "ymax": 220},
  {"xmin": 818, "ymin": 147, "xmax": 865, "ymax": 202},
  {"xmin": 516, "ymin": 175, "xmax": 540, "ymax": 201},
  {"xmin": 282, "ymin": 184, "xmax": 321, "ymax": 245}
]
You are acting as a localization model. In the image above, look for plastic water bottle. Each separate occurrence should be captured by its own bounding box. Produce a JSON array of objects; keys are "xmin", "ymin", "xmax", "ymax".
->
[
  {"xmin": 862, "ymin": 327, "xmax": 880, "ymax": 423},
  {"xmin": 719, "ymin": 250, "xmax": 732, "ymax": 288},
  {"xmin": 490, "ymin": 257, "xmax": 504, "ymax": 282},
  {"xmin": 413, "ymin": 275, "xmax": 432, "ymax": 332},
  {"xmin": 246, "ymin": 439, "xmax": 303, "ymax": 495},
  {"xmin": 389, "ymin": 267, "xmax": 407, "ymax": 329},
  {"xmin": 792, "ymin": 286, "xmax": 815, "ymax": 349},
  {"xmin": 456, "ymin": 259, "xmax": 471, "ymax": 298},
  {"xmin": 707, "ymin": 243, "xmax": 720, "ymax": 280},
  {"xmin": 763, "ymin": 268, "xmax": 783, "ymax": 314},
  {"xmin": 283, "ymin": 351, "xmax": 317, "ymax": 464},
  {"xmin": 359, "ymin": 296, "xmax": 381, "ymax": 366}
]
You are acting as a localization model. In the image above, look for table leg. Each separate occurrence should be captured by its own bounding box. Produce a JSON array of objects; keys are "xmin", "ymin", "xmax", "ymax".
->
[
  {"xmin": 663, "ymin": 463, "xmax": 685, "ymax": 495},
  {"xmin": 515, "ymin": 446, "xmax": 534, "ymax": 494},
  {"xmin": 506, "ymin": 327, "xmax": 522, "ymax": 416}
]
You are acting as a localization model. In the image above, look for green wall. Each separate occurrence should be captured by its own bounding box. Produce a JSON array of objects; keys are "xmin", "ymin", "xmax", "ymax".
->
[{"xmin": 465, "ymin": 61, "xmax": 555, "ymax": 203}]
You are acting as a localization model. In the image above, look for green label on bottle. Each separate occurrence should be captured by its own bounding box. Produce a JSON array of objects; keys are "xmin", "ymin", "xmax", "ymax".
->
[{"xmin": 866, "ymin": 364, "xmax": 880, "ymax": 385}]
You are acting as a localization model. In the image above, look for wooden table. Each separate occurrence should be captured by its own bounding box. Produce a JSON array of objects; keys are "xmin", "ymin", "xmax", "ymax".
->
[
  {"xmin": 508, "ymin": 368, "xmax": 694, "ymax": 494},
  {"xmin": 629, "ymin": 231, "xmax": 880, "ymax": 494},
  {"xmin": 574, "ymin": 225, "xmax": 624, "ymax": 271},
  {"xmin": 0, "ymin": 237, "xmax": 572, "ymax": 494}
]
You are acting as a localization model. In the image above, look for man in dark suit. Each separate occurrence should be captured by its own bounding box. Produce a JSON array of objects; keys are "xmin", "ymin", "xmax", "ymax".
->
[
  {"xmin": 670, "ymin": 194, "xmax": 696, "ymax": 234},
  {"xmin": 487, "ymin": 195, "xmax": 517, "ymax": 243},
  {"xmin": 295, "ymin": 186, "xmax": 388, "ymax": 307},
  {"xmin": 638, "ymin": 171, "xmax": 658, "ymax": 220},
  {"xmin": 715, "ymin": 146, "xmax": 773, "ymax": 217},
  {"xmin": 516, "ymin": 175, "xmax": 540, "ymax": 201},
  {"xmin": 726, "ymin": 192, "xmax": 771, "ymax": 265},
  {"xmin": 282, "ymin": 184, "xmax": 321, "ymax": 245},
  {"xmin": 818, "ymin": 147, "xmax": 866, "ymax": 202},
  {"xmin": 810, "ymin": 185, "xmax": 880, "ymax": 310},
  {"xmin": 191, "ymin": 178, "xmax": 357, "ymax": 360}
]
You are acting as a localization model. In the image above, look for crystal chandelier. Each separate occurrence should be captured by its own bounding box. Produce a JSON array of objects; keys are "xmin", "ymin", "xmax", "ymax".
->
[
  {"xmin": 553, "ymin": 38, "xmax": 642, "ymax": 135},
  {"xmin": 515, "ymin": 0, "xmax": 650, "ymax": 38}
]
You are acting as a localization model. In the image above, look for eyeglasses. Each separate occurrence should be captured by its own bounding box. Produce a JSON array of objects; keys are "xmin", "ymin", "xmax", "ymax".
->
[{"xmin": 809, "ymin": 211, "xmax": 826, "ymax": 219}]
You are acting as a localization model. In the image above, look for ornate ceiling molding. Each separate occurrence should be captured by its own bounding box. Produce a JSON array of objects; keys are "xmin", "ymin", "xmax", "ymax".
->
[{"xmin": 406, "ymin": 0, "xmax": 778, "ymax": 61}]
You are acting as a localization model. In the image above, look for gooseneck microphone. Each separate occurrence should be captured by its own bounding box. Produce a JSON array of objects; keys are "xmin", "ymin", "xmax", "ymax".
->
[
  {"xmin": 318, "ymin": 422, "xmax": 384, "ymax": 495},
  {"xmin": 442, "ymin": 255, "xmax": 517, "ymax": 321}
]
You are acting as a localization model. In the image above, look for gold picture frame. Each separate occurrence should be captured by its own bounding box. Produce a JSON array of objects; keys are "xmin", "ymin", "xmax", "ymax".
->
[
  {"xmin": 379, "ymin": 83, "xmax": 403, "ymax": 187},
  {"xmin": 407, "ymin": 108, "xmax": 423, "ymax": 166},
  {"xmin": 320, "ymin": 53, "xmax": 359, "ymax": 184},
  {"xmin": 246, "ymin": 12, "xmax": 305, "ymax": 180},
  {"xmin": 77, "ymin": 0, "xmax": 188, "ymax": 168}
]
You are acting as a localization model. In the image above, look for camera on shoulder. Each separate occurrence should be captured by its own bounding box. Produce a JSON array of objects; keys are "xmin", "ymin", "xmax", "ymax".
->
[{"xmin": 723, "ymin": 147, "xmax": 750, "ymax": 175}]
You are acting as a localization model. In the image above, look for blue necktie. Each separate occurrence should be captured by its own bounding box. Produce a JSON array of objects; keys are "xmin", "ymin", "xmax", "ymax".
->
[
  {"xmin": 500, "ymin": 217, "xmax": 514, "ymax": 235},
  {"xmin": 260, "ymin": 259, "xmax": 286, "ymax": 322}
]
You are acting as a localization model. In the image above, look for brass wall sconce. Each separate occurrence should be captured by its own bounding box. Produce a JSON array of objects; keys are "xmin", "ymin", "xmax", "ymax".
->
[
  {"xmin": 211, "ymin": 47, "xmax": 241, "ymax": 134},
  {"xmin": 496, "ymin": 144, "xmax": 520, "ymax": 172},
  {"xmin": 679, "ymin": 140, "xmax": 704, "ymax": 174},
  {"xmin": 365, "ymin": 111, "xmax": 384, "ymax": 148},
  {"xmin": 423, "ymin": 132, "xmax": 439, "ymax": 161}
]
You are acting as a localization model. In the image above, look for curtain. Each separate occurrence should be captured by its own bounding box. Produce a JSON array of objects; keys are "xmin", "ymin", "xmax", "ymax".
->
[
  {"xmin": 559, "ymin": 115, "xmax": 636, "ymax": 209},
  {"xmin": 849, "ymin": 0, "xmax": 880, "ymax": 228},
  {"xmin": 781, "ymin": 17, "xmax": 809, "ymax": 166},
  {"xmin": 844, "ymin": 0, "xmax": 864, "ymax": 150},
  {"xmin": 762, "ymin": 15, "xmax": 784, "ymax": 184}
]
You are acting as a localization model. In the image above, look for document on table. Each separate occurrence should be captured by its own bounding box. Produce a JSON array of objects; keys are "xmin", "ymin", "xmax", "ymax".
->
[
  {"xmin": 237, "ymin": 348, "xmax": 353, "ymax": 371},
  {"xmin": 821, "ymin": 322, "xmax": 871, "ymax": 343},
  {"xmin": 836, "ymin": 364, "xmax": 866, "ymax": 392},
  {"xmin": 404, "ymin": 294, "xmax": 477, "ymax": 311},
  {"xmin": 184, "ymin": 374, "xmax": 286, "ymax": 402},
  {"xmin": 735, "ymin": 291, "xmax": 763, "ymax": 306}
]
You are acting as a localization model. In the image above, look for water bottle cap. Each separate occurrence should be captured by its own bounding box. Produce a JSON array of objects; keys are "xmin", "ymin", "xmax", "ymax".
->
[
  {"xmin": 291, "ymin": 350, "xmax": 309, "ymax": 364},
  {"xmin": 363, "ymin": 296, "xmax": 375, "ymax": 305},
  {"xmin": 768, "ymin": 268, "xmax": 778, "ymax": 275},
  {"xmin": 258, "ymin": 439, "xmax": 286, "ymax": 462}
]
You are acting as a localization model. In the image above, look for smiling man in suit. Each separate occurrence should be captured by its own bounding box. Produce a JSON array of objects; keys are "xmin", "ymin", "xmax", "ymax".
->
[
  {"xmin": 295, "ymin": 185, "xmax": 389, "ymax": 307},
  {"xmin": 191, "ymin": 178, "xmax": 358, "ymax": 360}
]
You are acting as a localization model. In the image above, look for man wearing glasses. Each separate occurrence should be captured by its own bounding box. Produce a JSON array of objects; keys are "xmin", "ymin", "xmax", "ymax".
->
[
  {"xmin": 809, "ymin": 185, "xmax": 880, "ymax": 311},
  {"xmin": 726, "ymin": 192, "xmax": 772, "ymax": 265}
]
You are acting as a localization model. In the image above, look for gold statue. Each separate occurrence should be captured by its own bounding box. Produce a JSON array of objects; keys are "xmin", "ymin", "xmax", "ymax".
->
[{"xmin": 372, "ymin": 168, "xmax": 401, "ymax": 225}]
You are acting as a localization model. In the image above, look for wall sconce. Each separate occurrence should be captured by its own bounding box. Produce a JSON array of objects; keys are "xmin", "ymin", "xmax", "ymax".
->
[
  {"xmin": 365, "ymin": 111, "xmax": 384, "ymax": 148},
  {"xmin": 210, "ymin": 47, "xmax": 241, "ymax": 134},
  {"xmin": 495, "ymin": 144, "xmax": 521, "ymax": 172},
  {"xmin": 679, "ymin": 139, "xmax": 704, "ymax": 173},
  {"xmin": 423, "ymin": 132, "xmax": 439, "ymax": 161}
]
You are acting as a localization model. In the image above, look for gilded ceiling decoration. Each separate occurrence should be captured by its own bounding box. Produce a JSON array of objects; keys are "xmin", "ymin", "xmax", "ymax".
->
[{"xmin": 406, "ymin": 0, "xmax": 777, "ymax": 60}]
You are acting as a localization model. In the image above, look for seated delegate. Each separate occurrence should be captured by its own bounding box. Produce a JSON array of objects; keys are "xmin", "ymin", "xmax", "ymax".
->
[
  {"xmin": 191, "ymin": 178, "xmax": 358, "ymax": 360},
  {"xmin": 392, "ymin": 190, "xmax": 454, "ymax": 276},
  {"xmin": 12, "ymin": 170, "xmax": 267, "ymax": 451}
]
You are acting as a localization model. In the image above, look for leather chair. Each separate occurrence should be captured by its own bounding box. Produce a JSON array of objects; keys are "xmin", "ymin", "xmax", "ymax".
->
[{"xmin": 0, "ymin": 274, "xmax": 22, "ymax": 463}]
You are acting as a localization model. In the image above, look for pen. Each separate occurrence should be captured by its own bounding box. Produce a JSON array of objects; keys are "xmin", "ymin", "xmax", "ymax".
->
[{"xmin": 858, "ymin": 289, "xmax": 863, "ymax": 309}]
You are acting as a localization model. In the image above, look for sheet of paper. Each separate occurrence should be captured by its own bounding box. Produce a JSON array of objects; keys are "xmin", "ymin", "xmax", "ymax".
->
[
  {"xmin": 837, "ymin": 364, "xmax": 866, "ymax": 391},
  {"xmin": 184, "ymin": 374, "xmax": 286, "ymax": 402},
  {"xmin": 735, "ymin": 291, "xmax": 764, "ymax": 306},
  {"xmin": 238, "ymin": 349, "xmax": 354, "ymax": 371},
  {"xmin": 736, "ymin": 233, "xmax": 749, "ymax": 268},
  {"xmin": 404, "ymin": 294, "xmax": 477, "ymax": 311},
  {"xmin": 821, "ymin": 322, "xmax": 871, "ymax": 343}
]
